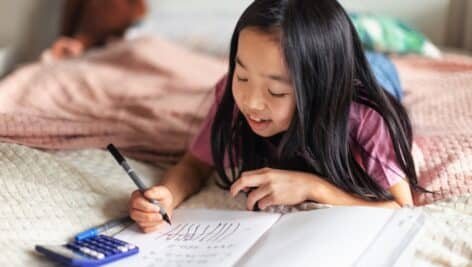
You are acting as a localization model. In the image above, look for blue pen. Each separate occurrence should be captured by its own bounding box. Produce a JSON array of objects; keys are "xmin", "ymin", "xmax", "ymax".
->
[{"xmin": 74, "ymin": 216, "xmax": 132, "ymax": 241}]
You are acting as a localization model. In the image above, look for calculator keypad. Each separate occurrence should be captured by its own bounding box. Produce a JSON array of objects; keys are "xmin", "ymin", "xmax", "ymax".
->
[{"xmin": 66, "ymin": 235, "xmax": 136, "ymax": 260}]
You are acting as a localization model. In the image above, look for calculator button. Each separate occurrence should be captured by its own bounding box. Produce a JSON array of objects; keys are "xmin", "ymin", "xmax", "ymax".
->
[
  {"xmin": 114, "ymin": 240, "xmax": 127, "ymax": 245},
  {"xmin": 93, "ymin": 246, "xmax": 108, "ymax": 255},
  {"xmin": 102, "ymin": 244, "xmax": 116, "ymax": 252},
  {"xmin": 117, "ymin": 246, "xmax": 128, "ymax": 252},
  {"xmin": 111, "ymin": 248, "xmax": 122, "ymax": 255},
  {"xmin": 93, "ymin": 243, "xmax": 107, "ymax": 250},
  {"xmin": 103, "ymin": 236, "xmax": 124, "ymax": 246},
  {"xmin": 97, "ymin": 243, "xmax": 107, "ymax": 249},
  {"xmin": 100, "ymin": 236, "xmax": 113, "ymax": 241},
  {"xmin": 84, "ymin": 240, "xmax": 96, "ymax": 245},
  {"xmin": 79, "ymin": 247, "xmax": 91, "ymax": 255},
  {"xmin": 104, "ymin": 241, "xmax": 116, "ymax": 247},
  {"xmin": 111, "ymin": 241, "xmax": 123, "ymax": 247},
  {"xmin": 88, "ymin": 240, "xmax": 99, "ymax": 245},
  {"xmin": 66, "ymin": 243, "xmax": 81, "ymax": 251},
  {"xmin": 87, "ymin": 245, "xmax": 101, "ymax": 252}
]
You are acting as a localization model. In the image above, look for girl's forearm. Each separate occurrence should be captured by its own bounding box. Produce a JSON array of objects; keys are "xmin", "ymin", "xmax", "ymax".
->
[
  {"xmin": 159, "ymin": 153, "xmax": 213, "ymax": 209},
  {"xmin": 307, "ymin": 176, "xmax": 401, "ymax": 209}
]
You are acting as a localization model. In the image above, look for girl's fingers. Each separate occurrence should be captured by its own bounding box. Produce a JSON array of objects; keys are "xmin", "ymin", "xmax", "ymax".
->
[
  {"xmin": 144, "ymin": 186, "xmax": 170, "ymax": 201},
  {"xmin": 143, "ymin": 186, "xmax": 174, "ymax": 209},
  {"xmin": 130, "ymin": 196, "xmax": 160, "ymax": 213},
  {"xmin": 230, "ymin": 174, "xmax": 269, "ymax": 197},
  {"xmin": 130, "ymin": 209, "xmax": 162, "ymax": 223},
  {"xmin": 257, "ymin": 194, "xmax": 277, "ymax": 210},
  {"xmin": 240, "ymin": 167, "xmax": 270, "ymax": 177},
  {"xmin": 231, "ymin": 168, "xmax": 271, "ymax": 196},
  {"xmin": 137, "ymin": 221, "xmax": 164, "ymax": 228},
  {"xmin": 246, "ymin": 184, "xmax": 272, "ymax": 211},
  {"xmin": 141, "ymin": 224, "xmax": 164, "ymax": 233}
]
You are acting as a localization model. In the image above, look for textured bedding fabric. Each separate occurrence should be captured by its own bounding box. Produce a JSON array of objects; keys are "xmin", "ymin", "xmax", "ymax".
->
[
  {"xmin": 0, "ymin": 144, "xmax": 470, "ymax": 266},
  {"xmin": 393, "ymin": 54, "xmax": 472, "ymax": 205}
]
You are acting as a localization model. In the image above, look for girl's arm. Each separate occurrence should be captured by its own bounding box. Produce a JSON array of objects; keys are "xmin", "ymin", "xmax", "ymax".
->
[
  {"xmin": 159, "ymin": 152, "xmax": 214, "ymax": 208},
  {"xmin": 230, "ymin": 168, "xmax": 413, "ymax": 211},
  {"xmin": 307, "ymin": 175, "xmax": 413, "ymax": 209}
]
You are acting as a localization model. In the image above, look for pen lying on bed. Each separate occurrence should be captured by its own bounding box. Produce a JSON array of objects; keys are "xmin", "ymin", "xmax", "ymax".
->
[{"xmin": 74, "ymin": 216, "xmax": 133, "ymax": 241}]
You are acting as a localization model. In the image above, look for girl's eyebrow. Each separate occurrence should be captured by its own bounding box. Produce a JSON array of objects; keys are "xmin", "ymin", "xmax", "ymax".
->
[{"xmin": 236, "ymin": 56, "xmax": 290, "ymax": 85}]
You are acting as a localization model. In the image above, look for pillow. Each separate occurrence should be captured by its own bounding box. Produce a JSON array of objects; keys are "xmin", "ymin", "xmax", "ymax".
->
[
  {"xmin": 126, "ymin": 0, "xmax": 253, "ymax": 56},
  {"xmin": 349, "ymin": 13, "xmax": 441, "ymax": 58}
]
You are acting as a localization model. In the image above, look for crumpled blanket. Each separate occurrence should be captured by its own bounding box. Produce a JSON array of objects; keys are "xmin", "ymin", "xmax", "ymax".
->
[{"xmin": 0, "ymin": 36, "xmax": 226, "ymax": 164}]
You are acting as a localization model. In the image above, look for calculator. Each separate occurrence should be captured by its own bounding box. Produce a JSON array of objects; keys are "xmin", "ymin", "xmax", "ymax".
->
[{"xmin": 35, "ymin": 235, "xmax": 139, "ymax": 266}]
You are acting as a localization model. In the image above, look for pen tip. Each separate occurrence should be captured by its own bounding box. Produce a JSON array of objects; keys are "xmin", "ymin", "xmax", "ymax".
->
[{"xmin": 163, "ymin": 214, "xmax": 172, "ymax": 225}]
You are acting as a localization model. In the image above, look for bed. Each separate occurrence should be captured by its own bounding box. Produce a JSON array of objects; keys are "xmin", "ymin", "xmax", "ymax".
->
[{"xmin": 0, "ymin": 1, "xmax": 471, "ymax": 266}]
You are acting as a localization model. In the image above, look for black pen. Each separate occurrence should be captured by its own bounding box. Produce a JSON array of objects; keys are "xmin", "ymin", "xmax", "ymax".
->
[{"xmin": 107, "ymin": 144, "xmax": 171, "ymax": 225}]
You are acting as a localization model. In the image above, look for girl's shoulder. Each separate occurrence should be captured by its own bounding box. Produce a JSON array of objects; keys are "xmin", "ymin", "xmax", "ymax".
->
[
  {"xmin": 348, "ymin": 101, "xmax": 406, "ymax": 190},
  {"xmin": 348, "ymin": 101, "xmax": 386, "ymax": 139}
]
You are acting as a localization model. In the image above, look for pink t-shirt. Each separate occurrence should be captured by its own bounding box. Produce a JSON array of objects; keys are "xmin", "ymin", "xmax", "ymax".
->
[{"xmin": 190, "ymin": 76, "xmax": 405, "ymax": 190}]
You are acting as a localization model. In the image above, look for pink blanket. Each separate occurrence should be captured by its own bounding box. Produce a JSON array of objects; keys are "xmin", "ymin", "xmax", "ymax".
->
[
  {"xmin": 0, "ymin": 37, "xmax": 226, "ymax": 164},
  {"xmin": 393, "ymin": 54, "xmax": 472, "ymax": 204}
]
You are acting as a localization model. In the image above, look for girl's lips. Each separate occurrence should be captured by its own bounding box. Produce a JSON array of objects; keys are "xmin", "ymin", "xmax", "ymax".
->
[{"xmin": 247, "ymin": 116, "xmax": 272, "ymax": 131}]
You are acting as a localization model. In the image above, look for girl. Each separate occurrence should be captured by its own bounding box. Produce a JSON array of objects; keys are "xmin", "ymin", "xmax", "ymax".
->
[{"xmin": 129, "ymin": 0, "xmax": 426, "ymax": 233}]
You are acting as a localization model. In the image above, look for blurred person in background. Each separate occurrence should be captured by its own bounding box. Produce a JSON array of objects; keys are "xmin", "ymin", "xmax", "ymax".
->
[{"xmin": 45, "ymin": 0, "xmax": 147, "ymax": 60}]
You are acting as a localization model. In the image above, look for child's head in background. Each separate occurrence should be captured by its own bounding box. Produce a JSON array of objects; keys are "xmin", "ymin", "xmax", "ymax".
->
[{"xmin": 211, "ymin": 0, "xmax": 421, "ymax": 201}]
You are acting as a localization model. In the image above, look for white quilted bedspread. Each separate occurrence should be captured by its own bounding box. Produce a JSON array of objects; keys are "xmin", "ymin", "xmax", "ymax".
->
[{"xmin": 0, "ymin": 143, "xmax": 470, "ymax": 266}]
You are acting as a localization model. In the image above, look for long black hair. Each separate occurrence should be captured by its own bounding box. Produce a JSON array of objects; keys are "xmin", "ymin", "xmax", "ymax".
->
[{"xmin": 211, "ymin": 0, "xmax": 427, "ymax": 201}]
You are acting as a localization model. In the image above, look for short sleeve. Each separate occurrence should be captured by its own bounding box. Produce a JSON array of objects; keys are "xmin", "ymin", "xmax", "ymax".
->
[
  {"xmin": 188, "ymin": 75, "xmax": 228, "ymax": 165},
  {"xmin": 351, "ymin": 103, "xmax": 406, "ymax": 190}
]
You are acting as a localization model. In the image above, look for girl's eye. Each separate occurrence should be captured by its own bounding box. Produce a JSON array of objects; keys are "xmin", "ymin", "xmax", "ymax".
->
[
  {"xmin": 236, "ymin": 75, "xmax": 248, "ymax": 82},
  {"xmin": 268, "ymin": 89, "xmax": 287, "ymax": 98}
]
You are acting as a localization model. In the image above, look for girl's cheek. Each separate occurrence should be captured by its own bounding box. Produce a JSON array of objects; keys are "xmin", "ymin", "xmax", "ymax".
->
[
  {"xmin": 232, "ymin": 85, "xmax": 247, "ymax": 110},
  {"xmin": 273, "ymin": 103, "xmax": 295, "ymax": 129},
  {"xmin": 232, "ymin": 90, "xmax": 243, "ymax": 110}
]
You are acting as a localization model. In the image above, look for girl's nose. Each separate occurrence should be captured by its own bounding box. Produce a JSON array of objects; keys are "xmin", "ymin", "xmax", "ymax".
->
[{"xmin": 245, "ymin": 90, "xmax": 265, "ymax": 111}]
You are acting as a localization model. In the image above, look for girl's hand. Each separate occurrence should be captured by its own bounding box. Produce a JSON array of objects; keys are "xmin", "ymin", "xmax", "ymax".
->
[
  {"xmin": 129, "ymin": 186, "xmax": 174, "ymax": 233},
  {"xmin": 230, "ymin": 167, "xmax": 321, "ymax": 210}
]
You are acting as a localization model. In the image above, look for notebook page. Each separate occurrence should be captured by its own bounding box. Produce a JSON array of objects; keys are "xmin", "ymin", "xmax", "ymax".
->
[
  {"xmin": 237, "ymin": 206, "xmax": 394, "ymax": 267},
  {"xmin": 110, "ymin": 209, "xmax": 280, "ymax": 267}
]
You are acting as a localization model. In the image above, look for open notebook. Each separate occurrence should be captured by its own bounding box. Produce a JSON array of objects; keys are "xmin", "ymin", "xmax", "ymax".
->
[{"xmin": 109, "ymin": 206, "xmax": 424, "ymax": 267}]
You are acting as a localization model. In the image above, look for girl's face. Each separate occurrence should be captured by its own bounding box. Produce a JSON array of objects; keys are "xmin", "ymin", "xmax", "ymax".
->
[{"xmin": 232, "ymin": 28, "xmax": 296, "ymax": 138}]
